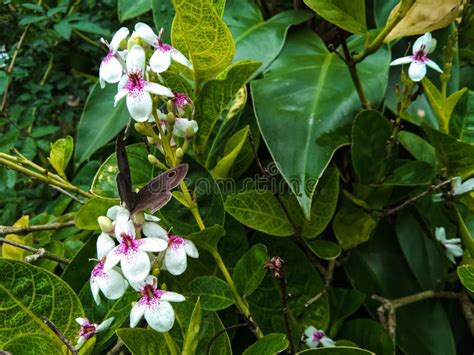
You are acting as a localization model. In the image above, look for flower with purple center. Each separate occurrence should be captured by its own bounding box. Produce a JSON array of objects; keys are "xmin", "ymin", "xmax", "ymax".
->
[
  {"xmin": 75, "ymin": 317, "xmax": 114, "ymax": 350},
  {"xmin": 114, "ymin": 45, "xmax": 174, "ymax": 122},
  {"xmin": 130, "ymin": 275, "xmax": 185, "ymax": 332},
  {"xmin": 134, "ymin": 22, "xmax": 193, "ymax": 74},
  {"xmin": 304, "ymin": 326, "xmax": 336, "ymax": 348},
  {"xmin": 390, "ymin": 32, "xmax": 442, "ymax": 82},
  {"xmin": 155, "ymin": 233, "xmax": 199, "ymax": 275},
  {"xmin": 99, "ymin": 27, "xmax": 129, "ymax": 89},
  {"xmin": 435, "ymin": 226, "xmax": 463, "ymax": 264}
]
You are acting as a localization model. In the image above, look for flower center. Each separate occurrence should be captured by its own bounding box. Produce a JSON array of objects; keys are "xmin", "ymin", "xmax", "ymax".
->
[
  {"xmin": 91, "ymin": 260, "xmax": 106, "ymax": 278},
  {"xmin": 79, "ymin": 323, "xmax": 97, "ymax": 339},
  {"xmin": 125, "ymin": 71, "xmax": 145, "ymax": 94},
  {"xmin": 169, "ymin": 235, "xmax": 184, "ymax": 249},
  {"xmin": 312, "ymin": 330, "xmax": 325, "ymax": 342},
  {"xmin": 118, "ymin": 233, "xmax": 138, "ymax": 254},
  {"xmin": 413, "ymin": 45, "xmax": 427, "ymax": 62},
  {"xmin": 103, "ymin": 51, "xmax": 114, "ymax": 63},
  {"xmin": 158, "ymin": 43, "xmax": 172, "ymax": 52},
  {"xmin": 140, "ymin": 284, "xmax": 165, "ymax": 303},
  {"xmin": 174, "ymin": 92, "xmax": 189, "ymax": 109}
]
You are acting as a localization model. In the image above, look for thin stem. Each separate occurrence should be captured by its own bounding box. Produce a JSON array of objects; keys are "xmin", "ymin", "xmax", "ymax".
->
[
  {"xmin": 0, "ymin": 220, "xmax": 75, "ymax": 235},
  {"xmin": 42, "ymin": 317, "xmax": 77, "ymax": 355},
  {"xmin": 206, "ymin": 323, "xmax": 250, "ymax": 355},
  {"xmin": 162, "ymin": 332, "xmax": 178, "ymax": 355},
  {"xmin": 50, "ymin": 185, "xmax": 85, "ymax": 205},
  {"xmin": 179, "ymin": 180, "xmax": 205, "ymax": 230},
  {"xmin": 106, "ymin": 340, "xmax": 123, "ymax": 355},
  {"xmin": 305, "ymin": 260, "xmax": 335, "ymax": 307},
  {"xmin": 276, "ymin": 258, "xmax": 296, "ymax": 354},
  {"xmin": 73, "ymin": 30, "xmax": 101, "ymax": 48},
  {"xmin": 459, "ymin": 292, "xmax": 474, "ymax": 336},
  {"xmin": 0, "ymin": 237, "xmax": 71, "ymax": 265},
  {"xmin": 353, "ymin": 0, "xmax": 416, "ymax": 63}
]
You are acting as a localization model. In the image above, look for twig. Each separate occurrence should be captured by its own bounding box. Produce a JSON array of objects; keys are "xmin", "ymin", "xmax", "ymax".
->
[
  {"xmin": 206, "ymin": 323, "xmax": 250, "ymax": 355},
  {"xmin": 264, "ymin": 257, "xmax": 296, "ymax": 354},
  {"xmin": 106, "ymin": 340, "xmax": 124, "ymax": 355},
  {"xmin": 42, "ymin": 317, "xmax": 78, "ymax": 355},
  {"xmin": 50, "ymin": 185, "xmax": 85, "ymax": 205},
  {"xmin": 376, "ymin": 179, "xmax": 454, "ymax": 217},
  {"xmin": 459, "ymin": 292, "xmax": 474, "ymax": 336},
  {"xmin": 305, "ymin": 260, "xmax": 335, "ymax": 307},
  {"xmin": 0, "ymin": 220, "xmax": 75, "ymax": 235},
  {"xmin": 24, "ymin": 248, "xmax": 45, "ymax": 263},
  {"xmin": 0, "ymin": 237, "xmax": 71, "ymax": 265}
]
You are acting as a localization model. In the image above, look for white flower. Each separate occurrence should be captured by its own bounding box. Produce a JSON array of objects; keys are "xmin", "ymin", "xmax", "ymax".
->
[
  {"xmin": 104, "ymin": 209, "xmax": 168, "ymax": 282},
  {"xmin": 157, "ymin": 234, "xmax": 199, "ymax": 275},
  {"xmin": 304, "ymin": 326, "xmax": 336, "ymax": 348},
  {"xmin": 114, "ymin": 45, "xmax": 174, "ymax": 122},
  {"xmin": 435, "ymin": 227, "xmax": 463, "ymax": 264},
  {"xmin": 75, "ymin": 317, "xmax": 114, "ymax": 350},
  {"xmin": 173, "ymin": 118, "xmax": 199, "ymax": 138},
  {"xmin": 390, "ymin": 32, "xmax": 442, "ymax": 82},
  {"xmin": 130, "ymin": 275, "xmax": 185, "ymax": 332},
  {"xmin": 134, "ymin": 23, "xmax": 193, "ymax": 73},
  {"xmin": 452, "ymin": 177, "xmax": 474, "ymax": 196},
  {"xmin": 99, "ymin": 27, "xmax": 129, "ymax": 88}
]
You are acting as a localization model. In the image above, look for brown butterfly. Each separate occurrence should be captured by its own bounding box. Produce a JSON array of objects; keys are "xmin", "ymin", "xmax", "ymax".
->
[{"xmin": 115, "ymin": 136, "xmax": 188, "ymax": 214}]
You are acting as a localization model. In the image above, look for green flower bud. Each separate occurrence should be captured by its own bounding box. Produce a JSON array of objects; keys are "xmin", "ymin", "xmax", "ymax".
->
[
  {"xmin": 167, "ymin": 112, "xmax": 176, "ymax": 125},
  {"xmin": 97, "ymin": 216, "xmax": 113, "ymax": 233}
]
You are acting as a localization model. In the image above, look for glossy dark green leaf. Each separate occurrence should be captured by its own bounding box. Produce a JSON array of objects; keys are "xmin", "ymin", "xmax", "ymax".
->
[
  {"xmin": 243, "ymin": 333, "xmax": 289, "ymax": 355},
  {"xmin": 61, "ymin": 236, "xmax": 96, "ymax": 293},
  {"xmin": 117, "ymin": 328, "xmax": 170, "ymax": 354},
  {"xmin": 182, "ymin": 298, "xmax": 201, "ymax": 355},
  {"xmin": 338, "ymin": 319, "xmax": 394, "ymax": 355},
  {"xmin": 190, "ymin": 276, "xmax": 234, "ymax": 311},
  {"xmin": 333, "ymin": 207, "xmax": 376, "ymax": 250},
  {"xmin": 233, "ymin": 244, "xmax": 268, "ymax": 297},
  {"xmin": 251, "ymin": 29, "xmax": 390, "ymax": 217},
  {"xmin": 383, "ymin": 161, "xmax": 434, "ymax": 186},
  {"xmin": 298, "ymin": 347, "xmax": 374, "ymax": 354},
  {"xmin": 398, "ymin": 131, "xmax": 438, "ymax": 167},
  {"xmin": 328, "ymin": 288, "xmax": 366, "ymax": 337},
  {"xmin": 304, "ymin": 0, "xmax": 366, "ymax": 33},
  {"xmin": 117, "ymin": 0, "xmax": 151, "ymax": 22},
  {"xmin": 304, "ymin": 239, "xmax": 342, "ymax": 260},
  {"xmin": 352, "ymin": 110, "xmax": 391, "ymax": 184},
  {"xmin": 457, "ymin": 264, "xmax": 474, "ymax": 292},
  {"xmin": 75, "ymin": 82, "xmax": 130, "ymax": 163},
  {"xmin": 450, "ymin": 90, "xmax": 474, "ymax": 143},
  {"xmin": 75, "ymin": 197, "xmax": 119, "ymax": 230},
  {"xmin": 152, "ymin": 0, "xmax": 174, "ymax": 43},
  {"xmin": 186, "ymin": 225, "xmax": 226, "ymax": 253},
  {"xmin": 225, "ymin": 190, "xmax": 294, "ymax": 236}
]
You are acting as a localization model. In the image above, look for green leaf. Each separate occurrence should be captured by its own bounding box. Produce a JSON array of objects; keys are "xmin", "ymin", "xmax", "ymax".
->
[
  {"xmin": 48, "ymin": 135, "xmax": 73, "ymax": 179},
  {"xmin": 75, "ymin": 82, "xmax": 130, "ymax": 163},
  {"xmin": 61, "ymin": 236, "xmax": 96, "ymax": 293},
  {"xmin": 34, "ymin": 241, "xmax": 65, "ymax": 272},
  {"xmin": 243, "ymin": 333, "xmax": 289, "ymax": 355},
  {"xmin": 182, "ymin": 298, "xmax": 201, "ymax": 355},
  {"xmin": 328, "ymin": 288, "xmax": 366, "ymax": 337},
  {"xmin": 333, "ymin": 206, "xmax": 376, "ymax": 250},
  {"xmin": 224, "ymin": 5, "xmax": 312, "ymax": 75},
  {"xmin": 117, "ymin": 328, "xmax": 170, "ymax": 354},
  {"xmin": 152, "ymin": 0, "xmax": 174, "ymax": 43},
  {"xmin": 225, "ymin": 190, "xmax": 294, "ymax": 237},
  {"xmin": 172, "ymin": 0, "xmax": 235, "ymax": 82},
  {"xmin": 398, "ymin": 131, "xmax": 438, "ymax": 167},
  {"xmin": 233, "ymin": 244, "xmax": 268, "ymax": 297},
  {"xmin": 91, "ymin": 143, "xmax": 154, "ymax": 199},
  {"xmin": 186, "ymin": 225, "xmax": 226, "ymax": 253},
  {"xmin": 338, "ymin": 319, "xmax": 394, "ymax": 355},
  {"xmin": 304, "ymin": 239, "xmax": 342, "ymax": 260},
  {"xmin": 0, "ymin": 259, "xmax": 83, "ymax": 353},
  {"xmin": 457, "ymin": 264, "xmax": 474, "ymax": 292},
  {"xmin": 211, "ymin": 125, "xmax": 249, "ymax": 178},
  {"xmin": 194, "ymin": 60, "xmax": 261, "ymax": 154},
  {"xmin": 298, "ymin": 348, "xmax": 375, "ymax": 354},
  {"xmin": 423, "ymin": 124, "xmax": 474, "ymax": 178},
  {"xmin": 75, "ymin": 197, "xmax": 119, "ymax": 230},
  {"xmin": 117, "ymin": 0, "xmax": 152, "ymax": 22},
  {"xmin": 54, "ymin": 20, "xmax": 72, "ymax": 40},
  {"xmin": 189, "ymin": 276, "xmax": 234, "ymax": 311},
  {"xmin": 450, "ymin": 90, "xmax": 474, "ymax": 143},
  {"xmin": 383, "ymin": 161, "xmax": 435, "ymax": 186},
  {"xmin": 455, "ymin": 209, "xmax": 474, "ymax": 258},
  {"xmin": 352, "ymin": 110, "xmax": 391, "ymax": 184},
  {"xmin": 2, "ymin": 216, "xmax": 32, "ymax": 260},
  {"xmin": 303, "ymin": 0, "xmax": 367, "ymax": 33},
  {"xmin": 251, "ymin": 29, "xmax": 390, "ymax": 217}
]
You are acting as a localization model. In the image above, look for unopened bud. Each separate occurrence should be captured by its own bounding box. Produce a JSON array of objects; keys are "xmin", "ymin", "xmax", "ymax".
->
[
  {"xmin": 133, "ymin": 211, "xmax": 145, "ymax": 225},
  {"xmin": 176, "ymin": 147, "xmax": 184, "ymax": 160},
  {"xmin": 147, "ymin": 137, "xmax": 155, "ymax": 145},
  {"xmin": 185, "ymin": 125, "xmax": 196, "ymax": 138},
  {"xmin": 166, "ymin": 100, "xmax": 174, "ymax": 112},
  {"xmin": 97, "ymin": 216, "xmax": 113, "ymax": 233},
  {"xmin": 167, "ymin": 112, "xmax": 175, "ymax": 125},
  {"xmin": 148, "ymin": 154, "xmax": 159, "ymax": 166},
  {"xmin": 135, "ymin": 122, "xmax": 147, "ymax": 135}
]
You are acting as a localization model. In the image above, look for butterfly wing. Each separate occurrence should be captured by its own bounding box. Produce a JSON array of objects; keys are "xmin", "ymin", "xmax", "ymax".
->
[
  {"xmin": 115, "ymin": 136, "xmax": 137, "ymax": 210},
  {"xmin": 131, "ymin": 163, "xmax": 189, "ymax": 214}
]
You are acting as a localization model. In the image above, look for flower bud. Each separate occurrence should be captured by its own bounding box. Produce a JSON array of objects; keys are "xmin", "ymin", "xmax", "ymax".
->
[
  {"xmin": 147, "ymin": 136, "xmax": 155, "ymax": 145},
  {"xmin": 97, "ymin": 216, "xmax": 113, "ymax": 233},
  {"xmin": 148, "ymin": 154, "xmax": 159, "ymax": 165},
  {"xmin": 133, "ymin": 211, "xmax": 145, "ymax": 225},
  {"xmin": 176, "ymin": 147, "xmax": 184, "ymax": 160},
  {"xmin": 166, "ymin": 100, "xmax": 174, "ymax": 112},
  {"xmin": 135, "ymin": 122, "xmax": 147, "ymax": 135},
  {"xmin": 167, "ymin": 112, "xmax": 176, "ymax": 125}
]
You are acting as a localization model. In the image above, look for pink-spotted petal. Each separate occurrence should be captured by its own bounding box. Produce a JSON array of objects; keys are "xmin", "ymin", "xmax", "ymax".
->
[
  {"xmin": 126, "ymin": 45, "xmax": 146, "ymax": 73},
  {"xmin": 134, "ymin": 23, "xmax": 158, "ymax": 46},
  {"xmin": 121, "ymin": 250, "xmax": 151, "ymax": 282},
  {"xmin": 412, "ymin": 33, "xmax": 432, "ymax": 55},
  {"xmin": 114, "ymin": 89, "xmax": 128, "ymax": 107},
  {"xmin": 390, "ymin": 56, "xmax": 413, "ymax": 66},
  {"xmin": 138, "ymin": 237, "xmax": 168, "ymax": 252},
  {"xmin": 184, "ymin": 240, "xmax": 199, "ymax": 258},
  {"xmin": 97, "ymin": 269, "xmax": 128, "ymax": 300},
  {"xmin": 75, "ymin": 317, "xmax": 88, "ymax": 326},
  {"xmin": 142, "ymin": 222, "xmax": 168, "ymax": 239},
  {"xmin": 126, "ymin": 90, "xmax": 153, "ymax": 122},
  {"xmin": 144, "ymin": 300, "xmax": 175, "ymax": 332},
  {"xmin": 149, "ymin": 49, "xmax": 171, "ymax": 73},
  {"xmin": 171, "ymin": 49, "xmax": 193, "ymax": 70},
  {"xmin": 110, "ymin": 27, "xmax": 130, "ymax": 53},
  {"xmin": 103, "ymin": 246, "xmax": 124, "ymax": 271},
  {"xmin": 164, "ymin": 245, "xmax": 187, "ymax": 275},
  {"xmin": 144, "ymin": 82, "xmax": 174, "ymax": 98},
  {"xmin": 97, "ymin": 232, "xmax": 115, "ymax": 259},
  {"xmin": 130, "ymin": 302, "xmax": 146, "ymax": 328},
  {"xmin": 425, "ymin": 59, "xmax": 443, "ymax": 73},
  {"xmin": 408, "ymin": 61, "xmax": 427, "ymax": 82},
  {"xmin": 100, "ymin": 56, "xmax": 123, "ymax": 86}
]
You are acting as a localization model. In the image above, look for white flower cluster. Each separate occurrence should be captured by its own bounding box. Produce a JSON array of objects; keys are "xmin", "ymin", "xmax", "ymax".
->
[
  {"xmin": 88, "ymin": 206, "xmax": 198, "ymax": 336},
  {"xmin": 99, "ymin": 23, "xmax": 198, "ymax": 137},
  {"xmin": 0, "ymin": 45, "xmax": 9, "ymax": 69}
]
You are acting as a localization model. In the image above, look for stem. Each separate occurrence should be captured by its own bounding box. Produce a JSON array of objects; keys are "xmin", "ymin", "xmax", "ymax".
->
[
  {"xmin": 459, "ymin": 292, "xmax": 474, "ymax": 336},
  {"xmin": 353, "ymin": 0, "xmax": 416, "ymax": 63},
  {"xmin": 0, "ymin": 220, "xmax": 75, "ymax": 235},
  {"xmin": 179, "ymin": 180, "xmax": 205, "ymax": 230},
  {"xmin": 73, "ymin": 30, "xmax": 101, "ymax": 48},
  {"xmin": 277, "ymin": 259, "xmax": 296, "ymax": 354},
  {"xmin": 0, "ymin": 237, "xmax": 71, "ymax": 265},
  {"xmin": 305, "ymin": 260, "xmax": 335, "ymax": 307},
  {"xmin": 42, "ymin": 317, "xmax": 78, "ymax": 355},
  {"xmin": 206, "ymin": 323, "xmax": 250, "ymax": 355},
  {"xmin": 163, "ymin": 332, "xmax": 179, "ymax": 355}
]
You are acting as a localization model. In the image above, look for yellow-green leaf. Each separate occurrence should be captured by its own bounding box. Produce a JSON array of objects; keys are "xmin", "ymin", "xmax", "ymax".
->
[
  {"xmin": 171, "ymin": 0, "xmax": 235, "ymax": 82},
  {"xmin": 457, "ymin": 264, "xmax": 474, "ymax": 292},
  {"xmin": 182, "ymin": 298, "xmax": 201, "ymax": 355},
  {"xmin": 48, "ymin": 135, "xmax": 73, "ymax": 179},
  {"xmin": 333, "ymin": 207, "xmax": 376, "ymax": 250},
  {"xmin": 2, "ymin": 215, "xmax": 32, "ymax": 260},
  {"xmin": 211, "ymin": 126, "xmax": 250, "ymax": 179}
]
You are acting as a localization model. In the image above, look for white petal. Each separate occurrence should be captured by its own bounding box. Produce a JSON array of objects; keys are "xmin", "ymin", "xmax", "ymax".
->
[
  {"xmin": 100, "ymin": 77, "xmax": 105, "ymax": 89},
  {"xmin": 413, "ymin": 33, "xmax": 432, "ymax": 55},
  {"xmin": 164, "ymin": 246, "xmax": 187, "ymax": 275},
  {"xmin": 445, "ymin": 238, "xmax": 462, "ymax": 244},
  {"xmin": 114, "ymin": 89, "xmax": 128, "ymax": 107},
  {"xmin": 173, "ymin": 119, "xmax": 198, "ymax": 138},
  {"xmin": 435, "ymin": 227, "xmax": 446, "ymax": 242},
  {"xmin": 127, "ymin": 45, "xmax": 146, "ymax": 73},
  {"xmin": 103, "ymin": 246, "xmax": 124, "ymax": 271},
  {"xmin": 75, "ymin": 317, "xmax": 88, "ymax": 326},
  {"xmin": 134, "ymin": 23, "xmax": 158, "ymax": 46},
  {"xmin": 144, "ymin": 301, "xmax": 175, "ymax": 332},
  {"xmin": 115, "ymin": 215, "xmax": 135, "ymax": 241},
  {"xmin": 75, "ymin": 336, "xmax": 86, "ymax": 350},
  {"xmin": 451, "ymin": 177, "xmax": 463, "ymax": 193},
  {"xmin": 408, "ymin": 61, "xmax": 427, "ymax": 82},
  {"xmin": 107, "ymin": 205, "xmax": 127, "ymax": 220},
  {"xmin": 149, "ymin": 49, "xmax": 171, "ymax": 73},
  {"xmin": 138, "ymin": 237, "xmax": 168, "ymax": 252},
  {"xmin": 446, "ymin": 244, "xmax": 463, "ymax": 257},
  {"xmin": 304, "ymin": 326, "xmax": 317, "ymax": 338},
  {"xmin": 121, "ymin": 250, "xmax": 151, "ymax": 282},
  {"xmin": 184, "ymin": 240, "xmax": 199, "ymax": 258},
  {"xmin": 96, "ymin": 317, "xmax": 115, "ymax": 333},
  {"xmin": 390, "ymin": 56, "xmax": 413, "ymax": 66},
  {"xmin": 110, "ymin": 27, "xmax": 130, "ymax": 53},
  {"xmin": 144, "ymin": 81, "xmax": 174, "ymax": 98},
  {"xmin": 425, "ymin": 59, "xmax": 443, "ymax": 73},
  {"xmin": 97, "ymin": 269, "xmax": 128, "ymax": 300},
  {"xmin": 129, "ymin": 278, "xmax": 147, "ymax": 292},
  {"xmin": 320, "ymin": 336, "xmax": 336, "ymax": 348},
  {"xmin": 127, "ymin": 90, "xmax": 153, "ymax": 122},
  {"xmin": 144, "ymin": 213, "xmax": 160, "ymax": 222},
  {"xmin": 91, "ymin": 278, "xmax": 101, "ymax": 305},
  {"xmin": 160, "ymin": 291, "xmax": 185, "ymax": 303},
  {"xmin": 97, "ymin": 232, "xmax": 116, "ymax": 259},
  {"xmin": 100, "ymin": 55, "xmax": 123, "ymax": 85},
  {"xmin": 130, "ymin": 302, "xmax": 146, "ymax": 327},
  {"xmin": 142, "ymin": 222, "xmax": 168, "ymax": 239},
  {"xmin": 171, "ymin": 49, "xmax": 193, "ymax": 69},
  {"xmin": 305, "ymin": 336, "xmax": 319, "ymax": 349}
]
